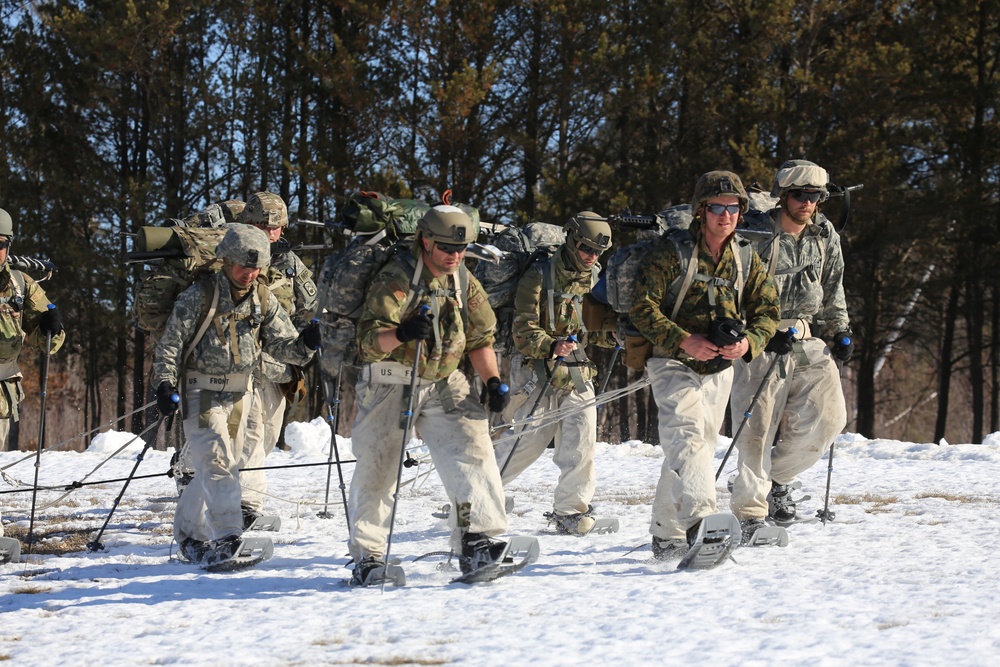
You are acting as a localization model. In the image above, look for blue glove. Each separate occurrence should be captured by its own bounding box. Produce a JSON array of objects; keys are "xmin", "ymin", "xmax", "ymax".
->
[
  {"xmin": 396, "ymin": 311, "xmax": 434, "ymax": 343},
  {"xmin": 299, "ymin": 320, "xmax": 322, "ymax": 350},
  {"xmin": 831, "ymin": 332, "xmax": 854, "ymax": 362},
  {"xmin": 486, "ymin": 377, "xmax": 509, "ymax": 413},
  {"xmin": 765, "ymin": 329, "xmax": 795, "ymax": 355},
  {"xmin": 156, "ymin": 382, "xmax": 180, "ymax": 416},
  {"xmin": 39, "ymin": 305, "xmax": 63, "ymax": 336}
]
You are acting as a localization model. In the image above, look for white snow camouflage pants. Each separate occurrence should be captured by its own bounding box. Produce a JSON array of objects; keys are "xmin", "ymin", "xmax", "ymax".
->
[
  {"xmin": 646, "ymin": 357, "xmax": 732, "ymax": 542},
  {"xmin": 173, "ymin": 388, "xmax": 252, "ymax": 544},
  {"xmin": 495, "ymin": 378, "xmax": 596, "ymax": 516},
  {"xmin": 729, "ymin": 337, "xmax": 846, "ymax": 520},
  {"xmin": 240, "ymin": 379, "xmax": 287, "ymax": 512},
  {"xmin": 347, "ymin": 368, "xmax": 508, "ymax": 562}
]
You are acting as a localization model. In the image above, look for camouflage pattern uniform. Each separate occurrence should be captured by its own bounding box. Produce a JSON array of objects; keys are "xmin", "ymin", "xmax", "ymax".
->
[
  {"xmin": 241, "ymin": 248, "xmax": 317, "ymax": 513},
  {"xmin": 730, "ymin": 207, "xmax": 849, "ymax": 520},
  {"xmin": 153, "ymin": 269, "xmax": 314, "ymax": 546},
  {"xmin": 630, "ymin": 217, "xmax": 779, "ymax": 545},
  {"xmin": 348, "ymin": 247, "xmax": 508, "ymax": 562},
  {"xmin": 0, "ymin": 264, "xmax": 65, "ymax": 452},
  {"xmin": 496, "ymin": 245, "xmax": 616, "ymax": 521}
]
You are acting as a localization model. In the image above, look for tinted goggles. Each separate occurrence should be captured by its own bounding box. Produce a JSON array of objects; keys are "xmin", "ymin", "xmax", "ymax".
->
[
  {"xmin": 705, "ymin": 204, "xmax": 741, "ymax": 216},
  {"xmin": 435, "ymin": 242, "xmax": 468, "ymax": 255},
  {"xmin": 788, "ymin": 189, "xmax": 822, "ymax": 204}
]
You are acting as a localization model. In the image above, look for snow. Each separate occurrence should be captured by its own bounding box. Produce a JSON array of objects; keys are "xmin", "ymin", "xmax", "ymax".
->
[{"xmin": 3, "ymin": 426, "xmax": 1000, "ymax": 666}]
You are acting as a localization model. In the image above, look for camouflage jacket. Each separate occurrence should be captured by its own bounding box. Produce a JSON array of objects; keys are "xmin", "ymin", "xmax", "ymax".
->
[
  {"xmin": 152, "ymin": 271, "xmax": 314, "ymax": 390},
  {"xmin": 357, "ymin": 249, "xmax": 497, "ymax": 382},
  {"xmin": 756, "ymin": 209, "xmax": 850, "ymax": 338},
  {"xmin": 258, "ymin": 249, "xmax": 317, "ymax": 382},
  {"xmin": 512, "ymin": 246, "xmax": 614, "ymax": 390},
  {"xmin": 629, "ymin": 220, "xmax": 780, "ymax": 374},
  {"xmin": 0, "ymin": 263, "xmax": 65, "ymax": 381}
]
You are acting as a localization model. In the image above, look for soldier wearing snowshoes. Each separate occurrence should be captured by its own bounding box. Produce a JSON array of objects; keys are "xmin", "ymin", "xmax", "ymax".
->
[
  {"xmin": 152, "ymin": 224, "xmax": 320, "ymax": 569},
  {"xmin": 629, "ymin": 171, "xmax": 779, "ymax": 564},
  {"xmin": 729, "ymin": 160, "xmax": 851, "ymax": 537},
  {"xmin": 0, "ymin": 207, "xmax": 65, "ymax": 560},
  {"xmin": 346, "ymin": 205, "xmax": 514, "ymax": 586},
  {"xmin": 236, "ymin": 192, "xmax": 318, "ymax": 529},
  {"xmin": 495, "ymin": 211, "xmax": 617, "ymax": 535}
]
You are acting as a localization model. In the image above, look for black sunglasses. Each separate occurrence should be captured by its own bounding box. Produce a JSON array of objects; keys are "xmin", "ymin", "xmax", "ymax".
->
[
  {"xmin": 578, "ymin": 246, "xmax": 601, "ymax": 257},
  {"xmin": 789, "ymin": 189, "xmax": 822, "ymax": 204},
  {"xmin": 705, "ymin": 204, "xmax": 741, "ymax": 216},
  {"xmin": 435, "ymin": 242, "xmax": 468, "ymax": 255},
  {"xmin": 0, "ymin": 239, "xmax": 10, "ymax": 250}
]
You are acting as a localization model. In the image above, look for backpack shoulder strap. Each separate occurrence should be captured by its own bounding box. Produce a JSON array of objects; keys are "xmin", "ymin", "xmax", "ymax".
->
[
  {"xmin": 10, "ymin": 269, "xmax": 25, "ymax": 299},
  {"xmin": 255, "ymin": 281, "xmax": 271, "ymax": 322},
  {"xmin": 665, "ymin": 230, "xmax": 697, "ymax": 321},
  {"xmin": 182, "ymin": 278, "xmax": 220, "ymax": 367}
]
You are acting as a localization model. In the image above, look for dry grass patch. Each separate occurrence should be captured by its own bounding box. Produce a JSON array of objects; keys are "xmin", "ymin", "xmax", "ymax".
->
[
  {"xmin": 834, "ymin": 493, "xmax": 899, "ymax": 514},
  {"xmin": 4, "ymin": 525, "xmax": 93, "ymax": 555},
  {"xmin": 11, "ymin": 585, "xmax": 50, "ymax": 595},
  {"xmin": 914, "ymin": 492, "xmax": 989, "ymax": 503}
]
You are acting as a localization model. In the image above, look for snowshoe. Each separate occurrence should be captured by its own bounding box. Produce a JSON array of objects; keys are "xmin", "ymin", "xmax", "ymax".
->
[
  {"xmin": 242, "ymin": 506, "xmax": 281, "ymax": 532},
  {"xmin": 767, "ymin": 481, "xmax": 798, "ymax": 523},
  {"xmin": 677, "ymin": 513, "xmax": 741, "ymax": 570},
  {"xmin": 651, "ymin": 537, "xmax": 687, "ymax": 561},
  {"xmin": 349, "ymin": 556, "xmax": 406, "ymax": 588},
  {"xmin": 543, "ymin": 505, "xmax": 619, "ymax": 535},
  {"xmin": 453, "ymin": 535, "xmax": 540, "ymax": 584},
  {"xmin": 739, "ymin": 518, "xmax": 789, "ymax": 547},
  {"xmin": 202, "ymin": 535, "xmax": 273, "ymax": 573},
  {"xmin": 178, "ymin": 537, "xmax": 212, "ymax": 564},
  {"xmin": 0, "ymin": 536, "xmax": 20, "ymax": 564}
]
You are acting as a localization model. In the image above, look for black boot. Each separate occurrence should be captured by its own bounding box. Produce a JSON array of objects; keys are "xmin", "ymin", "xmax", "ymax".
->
[
  {"xmin": 460, "ymin": 532, "xmax": 508, "ymax": 574},
  {"xmin": 768, "ymin": 482, "xmax": 797, "ymax": 523},
  {"xmin": 241, "ymin": 504, "xmax": 263, "ymax": 530}
]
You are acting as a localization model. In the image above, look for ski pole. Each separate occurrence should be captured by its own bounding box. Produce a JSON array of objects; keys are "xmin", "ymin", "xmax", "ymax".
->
[
  {"xmin": 317, "ymin": 357, "xmax": 350, "ymax": 524},
  {"xmin": 382, "ymin": 305, "xmax": 430, "ymax": 592},
  {"xmin": 816, "ymin": 348, "xmax": 848, "ymax": 524},
  {"xmin": 26, "ymin": 305, "xmax": 55, "ymax": 552},
  {"xmin": 597, "ymin": 341, "xmax": 622, "ymax": 396},
  {"xmin": 500, "ymin": 335, "xmax": 576, "ymax": 477},
  {"xmin": 87, "ymin": 408, "xmax": 173, "ymax": 552},
  {"xmin": 715, "ymin": 328, "xmax": 796, "ymax": 481}
]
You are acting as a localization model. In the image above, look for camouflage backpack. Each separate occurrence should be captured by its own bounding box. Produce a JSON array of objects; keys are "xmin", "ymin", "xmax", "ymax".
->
[
  {"xmin": 472, "ymin": 222, "xmax": 569, "ymax": 356},
  {"xmin": 316, "ymin": 194, "xmax": 480, "ymax": 380},
  {"xmin": 131, "ymin": 224, "xmax": 270, "ymax": 343}
]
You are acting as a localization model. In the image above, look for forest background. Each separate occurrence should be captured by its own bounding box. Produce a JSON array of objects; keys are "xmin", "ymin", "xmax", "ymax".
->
[{"xmin": 0, "ymin": 0, "xmax": 997, "ymax": 451}]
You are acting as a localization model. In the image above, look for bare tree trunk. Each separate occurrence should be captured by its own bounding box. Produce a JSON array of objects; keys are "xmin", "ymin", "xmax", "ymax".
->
[{"xmin": 934, "ymin": 277, "xmax": 960, "ymax": 443}]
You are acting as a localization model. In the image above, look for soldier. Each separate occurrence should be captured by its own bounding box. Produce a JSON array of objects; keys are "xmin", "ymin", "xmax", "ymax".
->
[
  {"xmin": 237, "ymin": 192, "xmax": 318, "ymax": 527},
  {"xmin": 152, "ymin": 224, "xmax": 319, "ymax": 566},
  {"xmin": 729, "ymin": 160, "xmax": 851, "ymax": 536},
  {"xmin": 629, "ymin": 171, "xmax": 779, "ymax": 561},
  {"xmin": 495, "ymin": 211, "xmax": 616, "ymax": 534},
  {"xmin": 347, "ymin": 204, "xmax": 512, "ymax": 586},
  {"xmin": 0, "ymin": 207, "xmax": 65, "ymax": 451}
]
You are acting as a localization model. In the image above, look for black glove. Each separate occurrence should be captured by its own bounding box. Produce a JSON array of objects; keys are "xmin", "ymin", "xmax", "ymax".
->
[
  {"xmin": 39, "ymin": 306, "xmax": 63, "ymax": 336},
  {"xmin": 765, "ymin": 329, "xmax": 795, "ymax": 355},
  {"xmin": 396, "ymin": 311, "xmax": 434, "ymax": 343},
  {"xmin": 299, "ymin": 320, "xmax": 322, "ymax": 350},
  {"xmin": 156, "ymin": 382, "xmax": 180, "ymax": 416},
  {"xmin": 486, "ymin": 377, "xmax": 509, "ymax": 413},
  {"xmin": 831, "ymin": 332, "xmax": 854, "ymax": 362}
]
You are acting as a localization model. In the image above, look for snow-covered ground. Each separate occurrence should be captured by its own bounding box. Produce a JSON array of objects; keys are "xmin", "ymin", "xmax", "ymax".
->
[{"xmin": 2, "ymin": 420, "xmax": 999, "ymax": 666}]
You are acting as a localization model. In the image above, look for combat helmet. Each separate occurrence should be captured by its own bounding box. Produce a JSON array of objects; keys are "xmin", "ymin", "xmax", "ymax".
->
[
  {"xmin": 0, "ymin": 208, "xmax": 12, "ymax": 238},
  {"xmin": 770, "ymin": 159, "xmax": 829, "ymax": 200},
  {"xmin": 417, "ymin": 205, "xmax": 475, "ymax": 246},
  {"xmin": 691, "ymin": 171, "xmax": 749, "ymax": 214},
  {"xmin": 564, "ymin": 211, "xmax": 613, "ymax": 255},
  {"xmin": 215, "ymin": 223, "xmax": 271, "ymax": 269},
  {"xmin": 238, "ymin": 191, "xmax": 288, "ymax": 228}
]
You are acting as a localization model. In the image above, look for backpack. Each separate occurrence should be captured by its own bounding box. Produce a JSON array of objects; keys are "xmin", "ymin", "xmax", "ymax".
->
[
  {"xmin": 316, "ymin": 191, "xmax": 485, "ymax": 379},
  {"xmin": 131, "ymin": 224, "xmax": 270, "ymax": 355},
  {"xmin": 473, "ymin": 222, "xmax": 567, "ymax": 356},
  {"xmin": 604, "ymin": 204, "xmax": 756, "ymax": 318}
]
